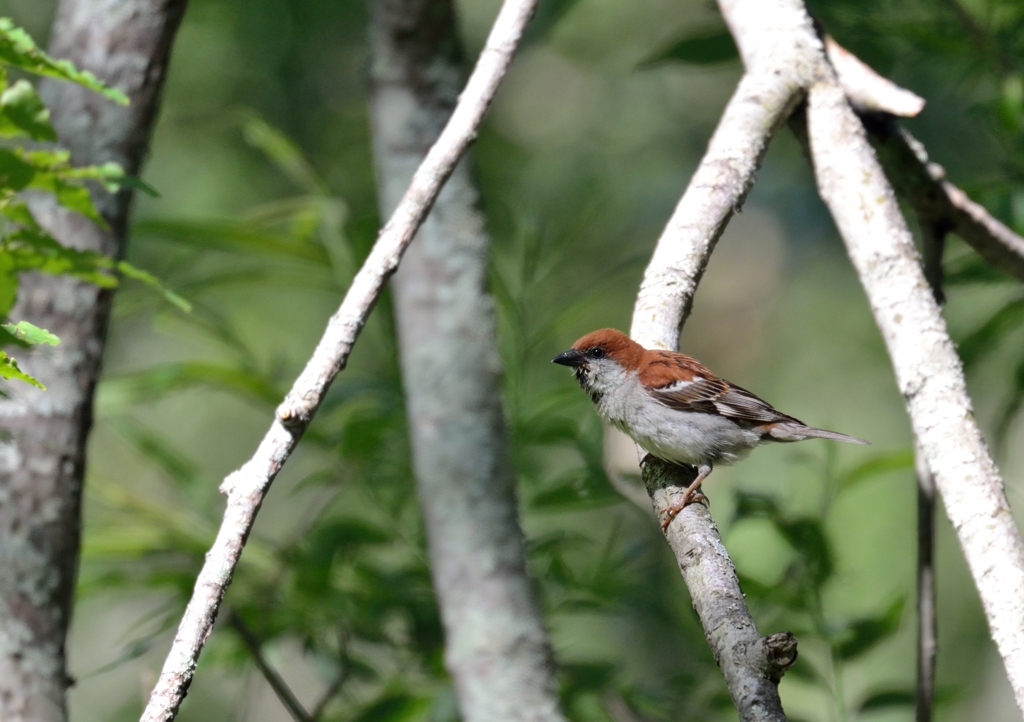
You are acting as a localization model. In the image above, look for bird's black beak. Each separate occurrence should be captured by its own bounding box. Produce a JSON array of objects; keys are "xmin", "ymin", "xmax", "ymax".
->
[{"xmin": 552, "ymin": 349, "xmax": 584, "ymax": 367}]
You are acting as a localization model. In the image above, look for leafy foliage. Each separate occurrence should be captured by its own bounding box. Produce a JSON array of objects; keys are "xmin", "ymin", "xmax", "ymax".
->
[
  {"xmin": 730, "ymin": 448, "xmax": 924, "ymax": 720},
  {"xmin": 68, "ymin": 1, "xmax": 1024, "ymax": 720},
  {"xmin": 0, "ymin": 18, "xmax": 128, "ymax": 104},
  {"xmin": 82, "ymin": 113, "xmax": 730, "ymax": 722},
  {"xmin": 0, "ymin": 18, "xmax": 176, "ymax": 391}
]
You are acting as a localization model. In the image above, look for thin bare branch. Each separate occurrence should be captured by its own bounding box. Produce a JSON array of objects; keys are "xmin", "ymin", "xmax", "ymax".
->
[
  {"xmin": 137, "ymin": 1, "xmax": 538, "ymax": 719},
  {"xmin": 805, "ymin": 67, "xmax": 1024, "ymax": 717},
  {"xmin": 227, "ymin": 612, "xmax": 312, "ymax": 722},
  {"xmin": 915, "ymin": 449, "xmax": 937, "ymax": 722},
  {"xmin": 310, "ymin": 672, "xmax": 346, "ymax": 721}
]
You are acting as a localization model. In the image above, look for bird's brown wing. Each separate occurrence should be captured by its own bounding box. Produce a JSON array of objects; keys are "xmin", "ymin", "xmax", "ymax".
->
[{"xmin": 649, "ymin": 378, "xmax": 803, "ymax": 427}]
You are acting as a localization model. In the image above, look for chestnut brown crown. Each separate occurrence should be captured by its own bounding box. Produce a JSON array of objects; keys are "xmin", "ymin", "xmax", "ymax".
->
[{"xmin": 552, "ymin": 328, "xmax": 644, "ymax": 370}]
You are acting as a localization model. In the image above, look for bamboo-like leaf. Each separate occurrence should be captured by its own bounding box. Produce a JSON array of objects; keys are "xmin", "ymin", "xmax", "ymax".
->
[
  {"xmin": 116, "ymin": 261, "xmax": 191, "ymax": 312},
  {"xmin": 0, "ymin": 18, "xmax": 128, "ymax": 104},
  {"xmin": 837, "ymin": 448, "xmax": 914, "ymax": 492},
  {"xmin": 0, "ymin": 348, "xmax": 43, "ymax": 388},
  {"xmin": 136, "ymin": 218, "xmax": 331, "ymax": 264},
  {"xmin": 2, "ymin": 320, "xmax": 59, "ymax": 345},
  {"xmin": 239, "ymin": 110, "xmax": 327, "ymax": 195},
  {"xmin": 833, "ymin": 596, "xmax": 904, "ymax": 660},
  {"xmin": 0, "ymin": 79, "xmax": 56, "ymax": 140}
]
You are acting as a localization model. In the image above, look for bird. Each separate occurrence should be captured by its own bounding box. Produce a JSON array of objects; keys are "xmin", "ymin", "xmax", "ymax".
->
[{"xmin": 552, "ymin": 328, "xmax": 869, "ymax": 528}]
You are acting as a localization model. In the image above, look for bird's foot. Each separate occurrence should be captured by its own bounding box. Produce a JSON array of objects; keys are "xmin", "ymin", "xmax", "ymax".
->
[{"xmin": 659, "ymin": 488, "xmax": 708, "ymax": 530}]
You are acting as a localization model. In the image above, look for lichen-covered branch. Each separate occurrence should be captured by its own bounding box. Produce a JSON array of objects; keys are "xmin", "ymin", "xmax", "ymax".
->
[
  {"xmin": 137, "ymin": 1, "xmax": 538, "ymax": 720},
  {"xmin": 641, "ymin": 460, "xmax": 798, "ymax": 720},
  {"xmin": 823, "ymin": 36, "xmax": 925, "ymax": 117},
  {"xmin": 632, "ymin": 1, "xmax": 820, "ymax": 349},
  {"xmin": 627, "ymin": 4, "xmax": 827, "ymax": 719},
  {"xmin": 806, "ymin": 70, "xmax": 1024, "ymax": 717},
  {"xmin": 0, "ymin": 3, "xmax": 187, "ymax": 720},
  {"xmin": 367, "ymin": 1, "xmax": 564, "ymax": 720}
]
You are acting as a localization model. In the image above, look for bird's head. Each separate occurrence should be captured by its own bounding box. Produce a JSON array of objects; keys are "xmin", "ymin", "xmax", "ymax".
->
[{"xmin": 552, "ymin": 328, "xmax": 644, "ymax": 401}]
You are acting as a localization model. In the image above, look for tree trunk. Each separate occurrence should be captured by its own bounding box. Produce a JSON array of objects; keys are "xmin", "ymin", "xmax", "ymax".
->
[
  {"xmin": 368, "ymin": 1, "xmax": 566, "ymax": 720},
  {"xmin": 0, "ymin": 2, "xmax": 187, "ymax": 720}
]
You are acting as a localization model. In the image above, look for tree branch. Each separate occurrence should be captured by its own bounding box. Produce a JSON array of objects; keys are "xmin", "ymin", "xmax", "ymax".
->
[
  {"xmin": 631, "ymin": 2, "xmax": 820, "ymax": 347},
  {"xmin": 137, "ymin": 1, "xmax": 538, "ymax": 720},
  {"xmin": 642, "ymin": 460, "xmax": 798, "ymax": 720},
  {"xmin": 0, "ymin": 3, "xmax": 187, "ymax": 720},
  {"xmin": 915, "ymin": 447, "xmax": 937, "ymax": 722},
  {"xmin": 227, "ymin": 612, "xmax": 313, "ymax": 722},
  {"xmin": 367, "ymin": 0, "xmax": 565, "ymax": 720},
  {"xmin": 628, "ymin": 5, "xmax": 824, "ymax": 720},
  {"xmin": 823, "ymin": 36, "xmax": 925, "ymax": 117},
  {"xmin": 804, "ymin": 62, "xmax": 1024, "ymax": 718},
  {"xmin": 864, "ymin": 117, "xmax": 1024, "ymax": 285},
  {"xmin": 815, "ymin": 33, "xmax": 1024, "ymax": 286}
]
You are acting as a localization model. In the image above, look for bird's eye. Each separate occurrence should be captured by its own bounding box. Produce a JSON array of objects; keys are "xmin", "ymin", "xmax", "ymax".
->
[{"xmin": 588, "ymin": 347, "xmax": 606, "ymax": 359}]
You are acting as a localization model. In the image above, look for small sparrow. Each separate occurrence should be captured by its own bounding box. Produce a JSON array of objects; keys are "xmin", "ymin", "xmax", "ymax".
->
[{"xmin": 553, "ymin": 328, "xmax": 869, "ymax": 528}]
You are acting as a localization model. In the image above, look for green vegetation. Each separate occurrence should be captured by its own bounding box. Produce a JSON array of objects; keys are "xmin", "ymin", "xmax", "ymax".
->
[{"xmin": 2, "ymin": 0, "xmax": 1022, "ymax": 720}]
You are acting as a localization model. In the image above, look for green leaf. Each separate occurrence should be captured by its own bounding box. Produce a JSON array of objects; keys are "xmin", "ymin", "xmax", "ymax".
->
[
  {"xmin": 0, "ymin": 79, "xmax": 56, "ymax": 140},
  {"xmin": 349, "ymin": 692, "xmax": 430, "ymax": 722},
  {"xmin": 858, "ymin": 685, "xmax": 963, "ymax": 713},
  {"xmin": 136, "ymin": 218, "xmax": 332, "ymax": 265},
  {"xmin": 857, "ymin": 688, "xmax": 915, "ymax": 712},
  {"xmin": 0, "ymin": 348, "xmax": 43, "ymax": 388},
  {"xmin": 104, "ymin": 362, "xmax": 281, "ymax": 406},
  {"xmin": 0, "ymin": 18, "xmax": 128, "ymax": 104},
  {"xmin": 111, "ymin": 171, "xmax": 160, "ymax": 198},
  {"xmin": 30, "ymin": 170, "xmax": 106, "ymax": 226},
  {"xmin": 116, "ymin": 261, "xmax": 191, "ymax": 312},
  {"xmin": 3, "ymin": 226, "xmax": 118, "ymax": 286},
  {"xmin": 561, "ymin": 662, "xmax": 617, "ymax": 693},
  {"xmin": 0, "ymin": 250, "xmax": 16, "ymax": 317},
  {"xmin": 0, "ymin": 147, "xmax": 37, "ymax": 190},
  {"xmin": 110, "ymin": 419, "xmax": 198, "ymax": 488},
  {"xmin": 2, "ymin": 320, "xmax": 58, "ymax": 345},
  {"xmin": 837, "ymin": 449, "xmax": 914, "ymax": 492},
  {"xmin": 239, "ymin": 111, "xmax": 326, "ymax": 195},
  {"xmin": 833, "ymin": 596, "xmax": 904, "ymax": 660},
  {"xmin": 732, "ymin": 492, "xmax": 833, "ymax": 588},
  {"xmin": 638, "ymin": 29, "xmax": 739, "ymax": 69},
  {"xmin": 777, "ymin": 518, "xmax": 833, "ymax": 588},
  {"xmin": 69, "ymin": 161, "xmax": 160, "ymax": 197}
]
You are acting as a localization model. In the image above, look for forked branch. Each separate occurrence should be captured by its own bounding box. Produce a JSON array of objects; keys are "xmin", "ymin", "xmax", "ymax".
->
[
  {"xmin": 635, "ymin": 0, "xmax": 1024, "ymax": 719},
  {"xmin": 137, "ymin": 1, "xmax": 538, "ymax": 719}
]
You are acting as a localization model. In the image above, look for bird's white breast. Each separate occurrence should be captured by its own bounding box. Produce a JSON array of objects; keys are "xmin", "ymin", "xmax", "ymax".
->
[{"xmin": 586, "ymin": 362, "xmax": 761, "ymax": 466}]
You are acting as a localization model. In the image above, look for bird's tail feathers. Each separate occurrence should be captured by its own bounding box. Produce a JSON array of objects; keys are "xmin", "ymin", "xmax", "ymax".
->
[{"xmin": 770, "ymin": 423, "xmax": 870, "ymax": 445}]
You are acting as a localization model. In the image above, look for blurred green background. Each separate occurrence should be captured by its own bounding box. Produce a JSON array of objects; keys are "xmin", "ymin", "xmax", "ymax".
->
[{"xmin": 4, "ymin": 0, "xmax": 1024, "ymax": 720}]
